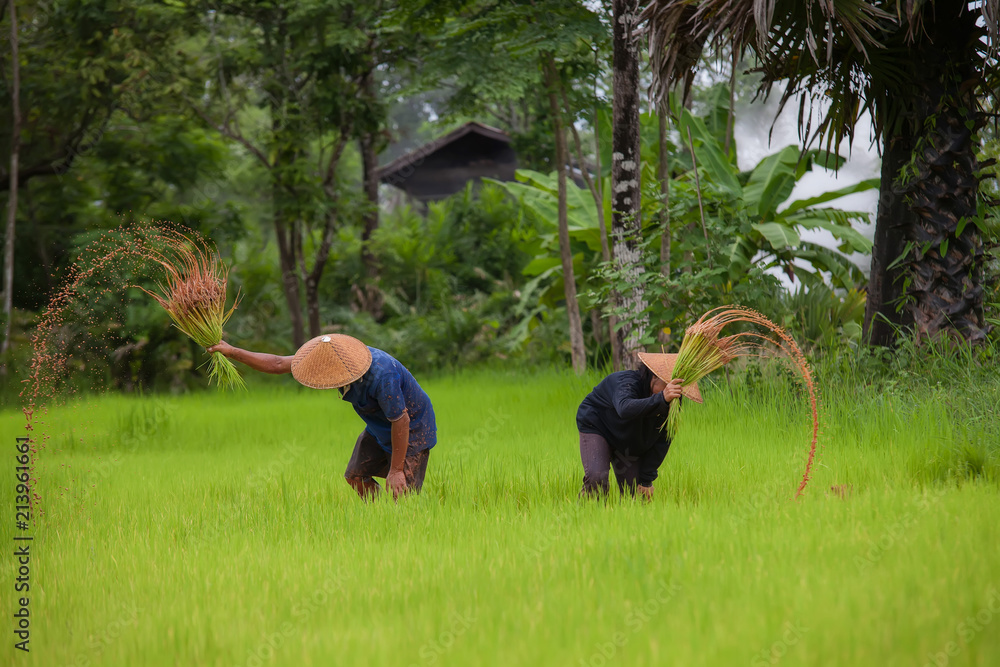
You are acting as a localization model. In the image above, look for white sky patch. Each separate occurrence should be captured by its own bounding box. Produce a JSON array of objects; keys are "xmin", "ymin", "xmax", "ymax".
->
[{"xmin": 734, "ymin": 90, "xmax": 882, "ymax": 283}]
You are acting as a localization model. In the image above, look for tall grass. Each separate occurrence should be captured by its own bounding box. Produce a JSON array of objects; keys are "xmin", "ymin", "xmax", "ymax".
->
[{"xmin": 1, "ymin": 363, "xmax": 998, "ymax": 667}]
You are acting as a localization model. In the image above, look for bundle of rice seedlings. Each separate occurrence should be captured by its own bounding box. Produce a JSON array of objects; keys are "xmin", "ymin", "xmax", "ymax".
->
[
  {"xmin": 142, "ymin": 240, "xmax": 244, "ymax": 391},
  {"xmin": 665, "ymin": 306, "xmax": 819, "ymax": 497}
]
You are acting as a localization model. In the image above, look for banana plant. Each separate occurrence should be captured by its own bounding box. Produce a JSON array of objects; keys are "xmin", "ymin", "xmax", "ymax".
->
[
  {"xmin": 679, "ymin": 109, "xmax": 876, "ymax": 289},
  {"xmin": 486, "ymin": 169, "xmax": 644, "ymax": 309}
]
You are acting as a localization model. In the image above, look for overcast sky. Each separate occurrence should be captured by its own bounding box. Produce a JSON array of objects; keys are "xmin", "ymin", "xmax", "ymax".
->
[{"xmin": 734, "ymin": 93, "xmax": 882, "ymax": 277}]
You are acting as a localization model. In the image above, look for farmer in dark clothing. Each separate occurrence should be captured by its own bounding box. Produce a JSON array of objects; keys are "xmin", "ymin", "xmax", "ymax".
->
[
  {"xmin": 207, "ymin": 334, "xmax": 436, "ymax": 500},
  {"xmin": 576, "ymin": 352, "xmax": 701, "ymax": 500}
]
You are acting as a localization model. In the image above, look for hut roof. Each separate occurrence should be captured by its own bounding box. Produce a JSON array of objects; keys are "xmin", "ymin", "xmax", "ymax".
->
[
  {"xmin": 377, "ymin": 122, "xmax": 517, "ymax": 201},
  {"xmin": 377, "ymin": 122, "xmax": 512, "ymax": 182}
]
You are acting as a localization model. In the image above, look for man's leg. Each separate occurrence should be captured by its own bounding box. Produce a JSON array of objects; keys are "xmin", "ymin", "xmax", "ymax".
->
[
  {"xmin": 579, "ymin": 432, "xmax": 612, "ymax": 497},
  {"xmin": 615, "ymin": 446, "xmax": 668, "ymax": 499},
  {"xmin": 401, "ymin": 448, "xmax": 431, "ymax": 493},
  {"xmin": 610, "ymin": 447, "xmax": 641, "ymax": 496},
  {"xmin": 344, "ymin": 430, "xmax": 388, "ymax": 499}
]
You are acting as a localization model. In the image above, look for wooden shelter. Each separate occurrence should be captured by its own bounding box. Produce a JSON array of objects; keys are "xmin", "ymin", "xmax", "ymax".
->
[{"xmin": 377, "ymin": 122, "xmax": 517, "ymax": 202}]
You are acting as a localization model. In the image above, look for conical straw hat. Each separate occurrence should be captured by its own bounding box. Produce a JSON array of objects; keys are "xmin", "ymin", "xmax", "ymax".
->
[
  {"xmin": 291, "ymin": 334, "xmax": 372, "ymax": 389},
  {"xmin": 637, "ymin": 352, "xmax": 703, "ymax": 404}
]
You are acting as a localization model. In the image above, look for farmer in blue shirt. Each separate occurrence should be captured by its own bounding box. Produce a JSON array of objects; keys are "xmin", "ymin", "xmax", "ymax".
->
[{"xmin": 208, "ymin": 334, "xmax": 436, "ymax": 499}]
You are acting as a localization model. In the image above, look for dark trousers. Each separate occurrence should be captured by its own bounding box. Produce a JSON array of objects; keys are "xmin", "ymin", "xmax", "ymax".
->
[
  {"xmin": 579, "ymin": 431, "xmax": 652, "ymax": 497},
  {"xmin": 344, "ymin": 429, "xmax": 431, "ymax": 492}
]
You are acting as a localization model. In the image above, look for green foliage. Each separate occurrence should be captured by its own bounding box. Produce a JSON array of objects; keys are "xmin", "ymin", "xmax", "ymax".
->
[
  {"xmin": 1, "ymin": 0, "xmax": 894, "ymax": 387},
  {"xmin": 589, "ymin": 97, "xmax": 874, "ymax": 349},
  {"xmin": 427, "ymin": 0, "xmax": 607, "ymax": 171},
  {"xmin": 489, "ymin": 169, "xmax": 608, "ymax": 310},
  {"xmin": 321, "ymin": 183, "xmax": 564, "ymax": 372},
  {"xmin": 776, "ymin": 284, "xmax": 867, "ymax": 350},
  {"xmin": 677, "ymin": 109, "xmax": 875, "ymax": 290}
]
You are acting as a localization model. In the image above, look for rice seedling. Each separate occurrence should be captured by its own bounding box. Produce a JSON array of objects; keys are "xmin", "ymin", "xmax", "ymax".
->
[
  {"xmin": 3, "ymin": 370, "xmax": 998, "ymax": 667},
  {"xmin": 142, "ymin": 238, "xmax": 244, "ymax": 391},
  {"xmin": 665, "ymin": 306, "xmax": 819, "ymax": 496}
]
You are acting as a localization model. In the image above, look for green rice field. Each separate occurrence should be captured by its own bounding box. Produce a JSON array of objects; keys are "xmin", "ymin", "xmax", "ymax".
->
[{"xmin": 2, "ymin": 368, "xmax": 999, "ymax": 666}]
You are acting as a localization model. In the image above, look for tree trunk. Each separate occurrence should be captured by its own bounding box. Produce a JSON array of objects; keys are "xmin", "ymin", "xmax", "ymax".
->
[
  {"xmin": 301, "ymin": 134, "xmax": 349, "ymax": 338},
  {"xmin": 898, "ymin": 94, "xmax": 987, "ymax": 342},
  {"xmin": 865, "ymin": 8, "xmax": 988, "ymax": 345},
  {"xmin": 658, "ymin": 106, "xmax": 671, "ymax": 277},
  {"xmin": 611, "ymin": 0, "xmax": 647, "ymax": 371},
  {"xmin": 265, "ymin": 91, "xmax": 306, "ymax": 348},
  {"xmin": 273, "ymin": 204, "xmax": 306, "ymax": 349},
  {"xmin": 2, "ymin": 0, "xmax": 21, "ymax": 371},
  {"xmin": 562, "ymin": 81, "xmax": 614, "ymax": 367},
  {"xmin": 305, "ymin": 204, "xmax": 342, "ymax": 338},
  {"xmin": 358, "ymin": 131, "xmax": 383, "ymax": 320},
  {"xmin": 591, "ymin": 81, "xmax": 622, "ymax": 369},
  {"xmin": 304, "ymin": 274, "xmax": 321, "ymax": 338},
  {"xmin": 864, "ymin": 133, "xmax": 913, "ymax": 345},
  {"xmin": 544, "ymin": 56, "xmax": 586, "ymax": 374},
  {"xmin": 657, "ymin": 105, "xmax": 673, "ymax": 346}
]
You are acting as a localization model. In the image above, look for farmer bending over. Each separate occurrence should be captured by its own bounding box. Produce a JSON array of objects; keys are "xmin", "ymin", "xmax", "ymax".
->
[
  {"xmin": 576, "ymin": 352, "xmax": 700, "ymax": 500},
  {"xmin": 208, "ymin": 335, "xmax": 436, "ymax": 499}
]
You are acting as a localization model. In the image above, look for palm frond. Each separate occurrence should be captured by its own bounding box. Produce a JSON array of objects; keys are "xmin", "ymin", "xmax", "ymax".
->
[{"xmin": 642, "ymin": 0, "xmax": 999, "ymax": 153}]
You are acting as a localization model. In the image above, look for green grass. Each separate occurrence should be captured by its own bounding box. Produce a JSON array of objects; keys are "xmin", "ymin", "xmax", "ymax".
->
[{"xmin": 2, "ymin": 367, "xmax": 999, "ymax": 667}]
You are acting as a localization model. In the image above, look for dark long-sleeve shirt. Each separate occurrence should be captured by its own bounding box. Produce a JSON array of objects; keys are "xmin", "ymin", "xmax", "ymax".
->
[{"xmin": 576, "ymin": 370, "xmax": 673, "ymax": 485}]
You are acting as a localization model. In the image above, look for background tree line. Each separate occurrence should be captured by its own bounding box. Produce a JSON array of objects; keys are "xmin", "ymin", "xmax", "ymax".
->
[{"xmin": 1, "ymin": 0, "xmax": 998, "ymax": 395}]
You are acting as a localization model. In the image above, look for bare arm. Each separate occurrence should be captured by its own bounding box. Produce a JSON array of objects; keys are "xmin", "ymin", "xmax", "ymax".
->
[
  {"xmin": 206, "ymin": 341, "xmax": 293, "ymax": 375},
  {"xmin": 386, "ymin": 411, "xmax": 410, "ymax": 498}
]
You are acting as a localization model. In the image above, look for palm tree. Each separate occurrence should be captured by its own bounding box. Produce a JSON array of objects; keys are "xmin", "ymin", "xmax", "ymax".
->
[{"xmin": 641, "ymin": 0, "xmax": 999, "ymax": 345}]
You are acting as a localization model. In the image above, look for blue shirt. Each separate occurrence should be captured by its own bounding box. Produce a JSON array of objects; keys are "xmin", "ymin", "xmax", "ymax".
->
[{"xmin": 341, "ymin": 347, "xmax": 437, "ymax": 453}]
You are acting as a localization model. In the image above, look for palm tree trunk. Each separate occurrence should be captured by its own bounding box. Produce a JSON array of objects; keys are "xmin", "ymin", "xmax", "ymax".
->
[
  {"xmin": 2, "ymin": 0, "xmax": 21, "ymax": 371},
  {"xmin": 544, "ymin": 56, "xmax": 586, "ymax": 374},
  {"xmin": 866, "ymin": 9, "xmax": 988, "ymax": 345},
  {"xmin": 864, "ymin": 133, "xmax": 913, "ymax": 345},
  {"xmin": 898, "ymin": 95, "xmax": 987, "ymax": 342},
  {"xmin": 611, "ymin": 0, "xmax": 648, "ymax": 371}
]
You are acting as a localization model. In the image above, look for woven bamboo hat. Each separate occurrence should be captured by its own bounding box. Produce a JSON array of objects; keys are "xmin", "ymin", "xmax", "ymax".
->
[
  {"xmin": 636, "ymin": 352, "xmax": 703, "ymax": 404},
  {"xmin": 290, "ymin": 334, "xmax": 372, "ymax": 390}
]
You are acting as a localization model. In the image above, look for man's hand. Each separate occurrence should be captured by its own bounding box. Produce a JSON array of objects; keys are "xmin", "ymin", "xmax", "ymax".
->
[
  {"xmin": 386, "ymin": 469, "xmax": 408, "ymax": 499},
  {"xmin": 661, "ymin": 378, "xmax": 684, "ymax": 403},
  {"xmin": 637, "ymin": 484, "xmax": 654, "ymax": 501},
  {"xmin": 207, "ymin": 340, "xmax": 236, "ymax": 357}
]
